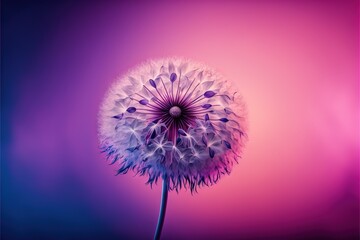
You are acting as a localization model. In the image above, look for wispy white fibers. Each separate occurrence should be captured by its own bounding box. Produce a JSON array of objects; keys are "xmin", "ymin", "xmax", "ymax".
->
[{"xmin": 99, "ymin": 58, "xmax": 247, "ymax": 192}]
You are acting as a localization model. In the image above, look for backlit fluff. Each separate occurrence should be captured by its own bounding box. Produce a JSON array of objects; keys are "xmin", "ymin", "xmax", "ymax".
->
[{"xmin": 99, "ymin": 58, "xmax": 247, "ymax": 192}]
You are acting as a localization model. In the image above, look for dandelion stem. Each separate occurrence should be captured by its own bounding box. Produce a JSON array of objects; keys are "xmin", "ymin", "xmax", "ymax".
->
[{"xmin": 154, "ymin": 178, "xmax": 168, "ymax": 240}]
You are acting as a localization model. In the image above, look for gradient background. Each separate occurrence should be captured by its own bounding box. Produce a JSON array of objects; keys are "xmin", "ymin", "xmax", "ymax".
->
[{"xmin": 1, "ymin": 0, "xmax": 359, "ymax": 239}]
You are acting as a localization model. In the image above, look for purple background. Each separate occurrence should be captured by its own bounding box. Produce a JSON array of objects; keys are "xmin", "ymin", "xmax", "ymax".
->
[{"xmin": 2, "ymin": 1, "xmax": 359, "ymax": 239}]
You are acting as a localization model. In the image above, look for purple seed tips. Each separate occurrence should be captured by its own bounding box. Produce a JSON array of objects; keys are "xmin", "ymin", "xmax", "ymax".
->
[
  {"xmin": 112, "ymin": 113, "xmax": 124, "ymax": 120},
  {"xmin": 204, "ymin": 91, "xmax": 216, "ymax": 98},
  {"xmin": 170, "ymin": 73, "xmax": 177, "ymax": 82},
  {"xmin": 209, "ymin": 148, "xmax": 215, "ymax": 158},
  {"xmin": 149, "ymin": 79, "xmax": 156, "ymax": 88},
  {"xmin": 202, "ymin": 135, "xmax": 207, "ymax": 145},
  {"xmin": 223, "ymin": 140, "xmax": 231, "ymax": 149},
  {"xmin": 205, "ymin": 114, "xmax": 210, "ymax": 121},
  {"xmin": 126, "ymin": 107, "xmax": 136, "ymax": 113},
  {"xmin": 139, "ymin": 99, "xmax": 149, "ymax": 105},
  {"xmin": 202, "ymin": 104, "xmax": 212, "ymax": 109},
  {"xmin": 219, "ymin": 118, "xmax": 229, "ymax": 123}
]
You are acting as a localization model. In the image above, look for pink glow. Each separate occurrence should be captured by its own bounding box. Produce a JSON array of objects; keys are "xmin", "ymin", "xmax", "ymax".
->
[{"xmin": 8, "ymin": 1, "xmax": 358, "ymax": 239}]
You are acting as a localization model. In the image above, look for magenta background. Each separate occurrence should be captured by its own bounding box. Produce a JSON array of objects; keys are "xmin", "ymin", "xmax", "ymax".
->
[{"xmin": 2, "ymin": 1, "xmax": 359, "ymax": 239}]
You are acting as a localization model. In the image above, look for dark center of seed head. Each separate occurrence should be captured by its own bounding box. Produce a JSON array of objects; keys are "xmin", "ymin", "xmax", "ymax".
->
[{"xmin": 169, "ymin": 106, "xmax": 182, "ymax": 118}]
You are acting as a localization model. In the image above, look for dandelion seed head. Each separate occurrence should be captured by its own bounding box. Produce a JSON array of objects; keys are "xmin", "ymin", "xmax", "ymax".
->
[{"xmin": 99, "ymin": 57, "xmax": 247, "ymax": 192}]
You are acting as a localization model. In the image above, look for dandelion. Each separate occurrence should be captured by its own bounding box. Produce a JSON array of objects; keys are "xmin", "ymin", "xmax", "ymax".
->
[{"xmin": 99, "ymin": 58, "xmax": 247, "ymax": 239}]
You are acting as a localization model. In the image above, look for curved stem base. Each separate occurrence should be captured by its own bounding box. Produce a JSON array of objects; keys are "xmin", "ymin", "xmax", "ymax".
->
[{"xmin": 154, "ymin": 178, "xmax": 168, "ymax": 240}]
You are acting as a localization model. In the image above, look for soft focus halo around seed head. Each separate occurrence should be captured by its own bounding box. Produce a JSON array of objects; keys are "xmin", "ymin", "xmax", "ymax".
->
[{"xmin": 99, "ymin": 57, "xmax": 247, "ymax": 193}]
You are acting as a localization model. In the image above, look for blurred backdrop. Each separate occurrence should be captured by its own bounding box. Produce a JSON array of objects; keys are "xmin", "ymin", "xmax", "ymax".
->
[{"xmin": 1, "ymin": 0, "xmax": 359, "ymax": 239}]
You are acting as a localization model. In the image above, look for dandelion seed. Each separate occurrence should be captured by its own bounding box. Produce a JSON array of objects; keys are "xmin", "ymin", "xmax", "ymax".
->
[{"xmin": 98, "ymin": 57, "xmax": 247, "ymax": 240}]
